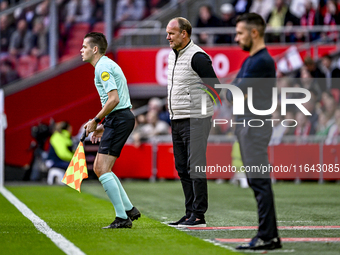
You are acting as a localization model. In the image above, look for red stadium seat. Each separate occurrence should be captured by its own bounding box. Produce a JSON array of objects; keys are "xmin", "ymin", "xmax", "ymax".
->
[
  {"xmin": 64, "ymin": 23, "xmax": 90, "ymax": 57},
  {"xmin": 17, "ymin": 55, "xmax": 38, "ymax": 78},
  {"xmin": 92, "ymin": 22, "xmax": 105, "ymax": 34},
  {"xmin": 38, "ymin": 55, "xmax": 50, "ymax": 71},
  {"xmin": 1, "ymin": 55, "xmax": 17, "ymax": 69}
]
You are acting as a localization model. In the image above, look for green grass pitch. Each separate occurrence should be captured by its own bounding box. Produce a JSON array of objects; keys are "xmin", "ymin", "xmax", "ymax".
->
[{"xmin": 1, "ymin": 180, "xmax": 340, "ymax": 255}]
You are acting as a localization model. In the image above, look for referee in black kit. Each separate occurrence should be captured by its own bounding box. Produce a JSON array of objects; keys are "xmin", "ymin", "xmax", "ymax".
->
[{"xmin": 226, "ymin": 13, "xmax": 281, "ymax": 250}]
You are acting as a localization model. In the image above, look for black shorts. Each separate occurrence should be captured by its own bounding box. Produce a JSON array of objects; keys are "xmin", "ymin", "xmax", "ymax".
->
[{"xmin": 98, "ymin": 108, "xmax": 135, "ymax": 157}]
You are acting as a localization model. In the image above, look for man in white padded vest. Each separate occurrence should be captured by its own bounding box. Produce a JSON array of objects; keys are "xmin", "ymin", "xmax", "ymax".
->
[{"xmin": 166, "ymin": 17, "xmax": 220, "ymax": 227}]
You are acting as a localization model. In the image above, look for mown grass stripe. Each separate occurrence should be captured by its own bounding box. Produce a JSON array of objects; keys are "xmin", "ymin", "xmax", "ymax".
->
[{"xmin": 0, "ymin": 187, "xmax": 86, "ymax": 255}]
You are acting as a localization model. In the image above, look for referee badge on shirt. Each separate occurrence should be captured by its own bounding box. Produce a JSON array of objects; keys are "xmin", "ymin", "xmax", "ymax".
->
[{"xmin": 101, "ymin": 71, "xmax": 110, "ymax": 81}]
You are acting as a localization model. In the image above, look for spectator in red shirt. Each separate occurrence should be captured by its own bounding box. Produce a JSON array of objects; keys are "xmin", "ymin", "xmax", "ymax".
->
[
  {"xmin": 298, "ymin": 0, "xmax": 323, "ymax": 41},
  {"xmin": 321, "ymin": 0, "xmax": 340, "ymax": 41}
]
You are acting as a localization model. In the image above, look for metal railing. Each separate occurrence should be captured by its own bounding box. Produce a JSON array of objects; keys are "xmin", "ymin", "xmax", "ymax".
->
[{"xmin": 115, "ymin": 25, "xmax": 340, "ymax": 47}]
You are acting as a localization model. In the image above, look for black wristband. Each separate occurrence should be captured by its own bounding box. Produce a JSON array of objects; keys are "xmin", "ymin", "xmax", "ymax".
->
[{"xmin": 94, "ymin": 117, "xmax": 101, "ymax": 123}]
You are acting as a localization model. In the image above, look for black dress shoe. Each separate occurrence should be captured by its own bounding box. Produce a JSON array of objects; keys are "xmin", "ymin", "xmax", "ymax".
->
[
  {"xmin": 168, "ymin": 215, "xmax": 189, "ymax": 226},
  {"xmin": 236, "ymin": 236, "xmax": 282, "ymax": 250},
  {"xmin": 178, "ymin": 215, "xmax": 206, "ymax": 227}
]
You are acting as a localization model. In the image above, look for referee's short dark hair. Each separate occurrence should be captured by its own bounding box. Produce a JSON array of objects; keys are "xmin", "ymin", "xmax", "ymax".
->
[
  {"xmin": 84, "ymin": 32, "xmax": 108, "ymax": 55},
  {"xmin": 236, "ymin": 13, "xmax": 266, "ymax": 37},
  {"xmin": 172, "ymin": 17, "xmax": 192, "ymax": 37}
]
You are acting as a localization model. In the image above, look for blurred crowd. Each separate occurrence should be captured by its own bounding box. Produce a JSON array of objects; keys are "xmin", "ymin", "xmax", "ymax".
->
[
  {"xmin": 196, "ymin": 0, "xmax": 340, "ymax": 45},
  {"xmin": 213, "ymin": 54, "xmax": 340, "ymax": 145},
  {"xmin": 0, "ymin": 0, "xmax": 173, "ymax": 87},
  {"xmin": 2, "ymin": 0, "xmax": 340, "ymax": 87},
  {"xmin": 2, "ymin": 0, "xmax": 340, "ymax": 145},
  {"xmin": 131, "ymin": 97, "xmax": 171, "ymax": 147},
  {"xmin": 1, "ymin": 0, "xmax": 52, "ymax": 86}
]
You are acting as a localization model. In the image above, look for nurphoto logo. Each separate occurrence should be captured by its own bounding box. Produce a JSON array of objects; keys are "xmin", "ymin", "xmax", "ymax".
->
[{"xmin": 201, "ymin": 84, "xmax": 312, "ymax": 128}]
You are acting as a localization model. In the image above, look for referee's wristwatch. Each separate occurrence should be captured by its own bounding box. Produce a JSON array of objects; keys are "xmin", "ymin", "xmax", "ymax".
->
[{"xmin": 94, "ymin": 117, "xmax": 101, "ymax": 123}]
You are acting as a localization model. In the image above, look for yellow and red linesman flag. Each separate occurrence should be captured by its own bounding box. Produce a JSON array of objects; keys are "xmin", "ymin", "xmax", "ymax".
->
[{"xmin": 62, "ymin": 141, "xmax": 88, "ymax": 192}]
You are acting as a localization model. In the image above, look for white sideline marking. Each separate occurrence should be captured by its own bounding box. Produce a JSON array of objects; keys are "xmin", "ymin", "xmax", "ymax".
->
[
  {"xmin": 205, "ymin": 239, "xmax": 295, "ymax": 253},
  {"xmin": 278, "ymin": 221, "xmax": 312, "ymax": 223},
  {"xmin": 0, "ymin": 187, "xmax": 86, "ymax": 255},
  {"xmin": 204, "ymin": 238, "xmax": 238, "ymax": 252}
]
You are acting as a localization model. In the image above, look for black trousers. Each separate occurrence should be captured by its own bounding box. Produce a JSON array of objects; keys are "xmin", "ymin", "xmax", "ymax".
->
[
  {"xmin": 171, "ymin": 117, "xmax": 212, "ymax": 219},
  {"xmin": 235, "ymin": 121, "xmax": 279, "ymax": 240}
]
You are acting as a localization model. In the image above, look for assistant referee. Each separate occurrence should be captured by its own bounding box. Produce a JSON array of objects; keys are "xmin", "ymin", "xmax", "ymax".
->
[{"xmin": 81, "ymin": 32, "xmax": 140, "ymax": 229}]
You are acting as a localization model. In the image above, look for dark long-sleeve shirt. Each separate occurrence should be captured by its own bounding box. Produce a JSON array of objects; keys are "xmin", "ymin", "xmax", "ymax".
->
[
  {"xmin": 227, "ymin": 48, "xmax": 276, "ymax": 120},
  {"xmin": 191, "ymin": 52, "xmax": 221, "ymax": 98}
]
